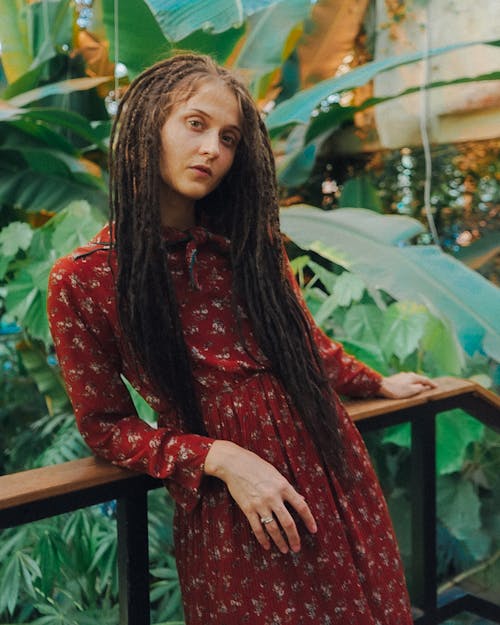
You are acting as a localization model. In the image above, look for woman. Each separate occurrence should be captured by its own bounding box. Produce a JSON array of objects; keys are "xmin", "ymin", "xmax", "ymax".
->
[{"xmin": 48, "ymin": 54, "xmax": 435, "ymax": 624}]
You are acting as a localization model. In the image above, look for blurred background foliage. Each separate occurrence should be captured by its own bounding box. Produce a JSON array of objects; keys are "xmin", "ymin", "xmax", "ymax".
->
[{"xmin": 0, "ymin": 0, "xmax": 499, "ymax": 622}]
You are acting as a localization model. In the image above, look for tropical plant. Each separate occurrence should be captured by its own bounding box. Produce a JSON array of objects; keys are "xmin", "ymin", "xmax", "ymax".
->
[{"xmin": 286, "ymin": 235, "xmax": 500, "ymax": 596}]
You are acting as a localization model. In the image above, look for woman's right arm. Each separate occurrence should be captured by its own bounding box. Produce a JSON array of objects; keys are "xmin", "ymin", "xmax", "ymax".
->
[
  {"xmin": 47, "ymin": 255, "xmax": 215, "ymax": 513},
  {"xmin": 204, "ymin": 440, "xmax": 317, "ymax": 554}
]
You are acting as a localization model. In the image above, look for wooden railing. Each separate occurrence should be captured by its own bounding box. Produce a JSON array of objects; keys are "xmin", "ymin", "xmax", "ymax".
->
[{"xmin": 1, "ymin": 377, "xmax": 499, "ymax": 625}]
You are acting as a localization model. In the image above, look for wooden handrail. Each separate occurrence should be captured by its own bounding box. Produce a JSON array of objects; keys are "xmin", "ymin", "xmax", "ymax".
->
[{"xmin": 1, "ymin": 377, "xmax": 497, "ymax": 513}]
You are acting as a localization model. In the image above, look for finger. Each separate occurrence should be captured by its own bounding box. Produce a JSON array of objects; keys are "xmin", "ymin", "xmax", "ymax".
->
[
  {"xmin": 248, "ymin": 513, "xmax": 271, "ymax": 551},
  {"xmin": 286, "ymin": 490, "xmax": 317, "ymax": 535},
  {"xmin": 262, "ymin": 514, "xmax": 291, "ymax": 554},
  {"xmin": 272, "ymin": 507, "xmax": 301, "ymax": 553}
]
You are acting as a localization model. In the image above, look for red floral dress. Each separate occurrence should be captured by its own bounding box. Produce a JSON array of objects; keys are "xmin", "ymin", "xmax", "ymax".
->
[{"xmin": 47, "ymin": 224, "xmax": 413, "ymax": 625}]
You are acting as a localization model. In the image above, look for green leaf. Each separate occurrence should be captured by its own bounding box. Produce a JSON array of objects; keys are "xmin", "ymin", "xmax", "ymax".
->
[
  {"xmin": 281, "ymin": 204, "xmax": 500, "ymax": 361},
  {"xmin": 382, "ymin": 423, "xmax": 411, "ymax": 448},
  {"xmin": 343, "ymin": 304, "xmax": 384, "ymax": 345},
  {"xmin": 122, "ymin": 376, "xmax": 158, "ymax": 425},
  {"xmin": 436, "ymin": 409, "xmax": 484, "ymax": 475},
  {"xmin": 0, "ymin": 0, "xmax": 31, "ymax": 83},
  {"xmin": 49, "ymin": 200, "xmax": 106, "ymax": 257},
  {"xmin": 339, "ymin": 176, "xmax": 383, "ymax": 213},
  {"xmin": 143, "ymin": 0, "xmax": 280, "ymax": 41},
  {"xmin": 20, "ymin": 108, "xmax": 109, "ymax": 149},
  {"xmin": 281, "ymin": 205, "xmax": 424, "ymax": 246},
  {"xmin": 337, "ymin": 338, "xmax": 388, "ymax": 376},
  {"xmin": 0, "ymin": 170, "xmax": 108, "ymax": 214},
  {"xmin": 421, "ymin": 315, "xmax": 465, "ymax": 376},
  {"xmin": 380, "ymin": 301, "xmax": 429, "ymax": 362},
  {"xmin": 7, "ymin": 77, "xmax": 112, "ymax": 107},
  {"xmin": 18, "ymin": 343, "xmax": 70, "ymax": 414},
  {"xmin": 437, "ymin": 474, "xmax": 481, "ymax": 540},
  {"xmin": 333, "ymin": 272, "xmax": 366, "ymax": 307},
  {"xmin": 234, "ymin": 0, "xmax": 311, "ymax": 72},
  {"xmin": 0, "ymin": 220, "xmax": 33, "ymax": 256},
  {"xmin": 266, "ymin": 38, "xmax": 500, "ymax": 129}
]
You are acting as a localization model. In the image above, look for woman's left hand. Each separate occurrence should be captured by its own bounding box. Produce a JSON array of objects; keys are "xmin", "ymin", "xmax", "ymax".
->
[{"xmin": 378, "ymin": 372, "xmax": 437, "ymax": 399}]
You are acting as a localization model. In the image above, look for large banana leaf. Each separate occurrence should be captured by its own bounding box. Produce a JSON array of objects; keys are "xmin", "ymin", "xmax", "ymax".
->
[
  {"xmin": 275, "ymin": 68, "xmax": 500, "ymax": 185},
  {"xmin": 0, "ymin": 0, "xmax": 31, "ymax": 83},
  {"xmin": 280, "ymin": 205, "xmax": 500, "ymax": 361},
  {"xmin": 233, "ymin": 0, "xmax": 311, "ymax": 73},
  {"xmin": 143, "ymin": 0, "xmax": 281, "ymax": 41},
  {"xmin": 266, "ymin": 39, "xmax": 500, "ymax": 130},
  {"xmin": 100, "ymin": 0, "xmax": 246, "ymax": 77}
]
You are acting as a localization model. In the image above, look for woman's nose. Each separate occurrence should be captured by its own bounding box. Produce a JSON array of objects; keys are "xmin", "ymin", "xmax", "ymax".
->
[{"xmin": 199, "ymin": 131, "xmax": 220, "ymax": 157}]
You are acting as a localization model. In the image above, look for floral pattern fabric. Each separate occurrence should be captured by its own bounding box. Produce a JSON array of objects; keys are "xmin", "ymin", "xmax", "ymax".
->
[{"xmin": 47, "ymin": 224, "xmax": 413, "ymax": 625}]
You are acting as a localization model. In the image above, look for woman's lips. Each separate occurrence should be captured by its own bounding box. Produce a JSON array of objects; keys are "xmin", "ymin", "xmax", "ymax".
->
[{"xmin": 190, "ymin": 165, "xmax": 212, "ymax": 176}]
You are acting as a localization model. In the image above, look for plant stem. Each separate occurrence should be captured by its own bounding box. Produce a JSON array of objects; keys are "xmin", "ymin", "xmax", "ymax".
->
[{"xmin": 438, "ymin": 548, "xmax": 500, "ymax": 593}]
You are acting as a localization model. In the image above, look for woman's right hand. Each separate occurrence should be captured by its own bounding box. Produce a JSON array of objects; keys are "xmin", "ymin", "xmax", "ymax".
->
[{"xmin": 204, "ymin": 440, "xmax": 317, "ymax": 554}]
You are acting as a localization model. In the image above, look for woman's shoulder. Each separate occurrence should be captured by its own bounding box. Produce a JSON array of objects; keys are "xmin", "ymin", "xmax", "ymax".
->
[{"xmin": 49, "ymin": 224, "xmax": 115, "ymax": 290}]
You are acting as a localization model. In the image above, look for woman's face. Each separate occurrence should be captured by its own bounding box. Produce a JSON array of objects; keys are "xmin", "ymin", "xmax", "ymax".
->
[{"xmin": 158, "ymin": 79, "xmax": 242, "ymax": 219}]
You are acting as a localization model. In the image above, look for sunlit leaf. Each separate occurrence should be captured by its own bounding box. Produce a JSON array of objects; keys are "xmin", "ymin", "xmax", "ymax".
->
[
  {"xmin": 234, "ymin": 0, "xmax": 311, "ymax": 72},
  {"xmin": 266, "ymin": 38, "xmax": 500, "ymax": 129},
  {"xmin": 436, "ymin": 409, "xmax": 484, "ymax": 475},
  {"xmin": 7, "ymin": 77, "xmax": 112, "ymax": 107},
  {"xmin": 0, "ymin": 221, "xmax": 33, "ymax": 256},
  {"xmin": 380, "ymin": 302, "xmax": 429, "ymax": 362},
  {"xmin": 281, "ymin": 204, "xmax": 500, "ymax": 361}
]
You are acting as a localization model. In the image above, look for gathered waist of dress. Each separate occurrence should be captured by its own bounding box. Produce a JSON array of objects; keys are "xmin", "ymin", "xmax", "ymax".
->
[{"xmin": 196, "ymin": 368, "xmax": 281, "ymax": 406}]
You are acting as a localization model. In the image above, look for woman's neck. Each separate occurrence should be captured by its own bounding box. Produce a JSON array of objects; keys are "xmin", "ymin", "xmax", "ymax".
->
[{"xmin": 159, "ymin": 188, "xmax": 196, "ymax": 230}]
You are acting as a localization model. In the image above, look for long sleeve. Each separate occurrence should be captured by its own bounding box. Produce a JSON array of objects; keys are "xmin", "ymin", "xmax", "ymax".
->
[
  {"xmin": 286, "ymin": 258, "xmax": 382, "ymax": 397},
  {"xmin": 47, "ymin": 251, "xmax": 215, "ymax": 512}
]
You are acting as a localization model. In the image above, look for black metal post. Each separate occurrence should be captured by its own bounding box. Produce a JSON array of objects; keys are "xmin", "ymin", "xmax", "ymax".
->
[
  {"xmin": 117, "ymin": 491, "xmax": 151, "ymax": 625},
  {"xmin": 411, "ymin": 411, "xmax": 437, "ymax": 619}
]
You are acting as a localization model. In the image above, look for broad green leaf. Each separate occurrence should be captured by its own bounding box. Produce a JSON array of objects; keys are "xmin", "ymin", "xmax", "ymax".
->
[
  {"xmin": 49, "ymin": 200, "xmax": 106, "ymax": 257},
  {"xmin": 436, "ymin": 409, "xmax": 484, "ymax": 475},
  {"xmin": 382, "ymin": 423, "xmax": 411, "ymax": 448},
  {"xmin": 343, "ymin": 304, "xmax": 384, "ymax": 345},
  {"xmin": 0, "ymin": 0, "xmax": 31, "ymax": 83},
  {"xmin": 281, "ymin": 205, "xmax": 424, "ymax": 245},
  {"xmin": 380, "ymin": 302, "xmax": 429, "ymax": 362},
  {"xmin": 122, "ymin": 375, "xmax": 158, "ymax": 425},
  {"xmin": 421, "ymin": 315, "xmax": 465, "ymax": 376},
  {"xmin": 18, "ymin": 343, "xmax": 70, "ymax": 414},
  {"xmin": 333, "ymin": 272, "xmax": 366, "ymax": 307},
  {"xmin": 0, "ymin": 170, "xmax": 108, "ymax": 214},
  {"xmin": 437, "ymin": 474, "xmax": 481, "ymax": 540},
  {"xmin": 234, "ymin": 0, "xmax": 311, "ymax": 72},
  {"xmin": 4, "ymin": 261, "xmax": 54, "ymax": 343},
  {"xmin": 0, "ymin": 221, "xmax": 33, "ymax": 256},
  {"xmin": 20, "ymin": 108, "xmax": 109, "ymax": 149},
  {"xmin": 266, "ymin": 38, "xmax": 500, "ymax": 129},
  {"xmin": 306, "ymin": 259, "xmax": 337, "ymax": 293},
  {"xmin": 143, "ymin": 0, "xmax": 279, "ymax": 41},
  {"xmin": 4, "ymin": 118, "xmax": 78, "ymax": 155},
  {"xmin": 7, "ymin": 77, "xmax": 112, "ymax": 107},
  {"xmin": 102, "ymin": 0, "xmax": 245, "ymax": 78},
  {"xmin": 304, "ymin": 69, "xmax": 500, "ymax": 145},
  {"xmin": 280, "ymin": 204, "xmax": 500, "ymax": 361},
  {"xmin": 337, "ymin": 338, "xmax": 388, "ymax": 376},
  {"xmin": 314, "ymin": 293, "xmax": 339, "ymax": 327},
  {"xmin": 339, "ymin": 177, "xmax": 382, "ymax": 213}
]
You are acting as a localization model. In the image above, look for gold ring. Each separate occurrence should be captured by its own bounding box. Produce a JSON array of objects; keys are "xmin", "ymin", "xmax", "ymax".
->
[{"xmin": 260, "ymin": 516, "xmax": 274, "ymax": 525}]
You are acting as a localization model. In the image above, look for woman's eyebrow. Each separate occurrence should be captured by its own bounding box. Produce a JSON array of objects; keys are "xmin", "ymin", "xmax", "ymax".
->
[{"xmin": 187, "ymin": 108, "xmax": 241, "ymax": 133}]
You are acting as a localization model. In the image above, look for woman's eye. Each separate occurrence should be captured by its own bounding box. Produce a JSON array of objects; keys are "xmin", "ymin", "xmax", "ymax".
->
[
  {"xmin": 188, "ymin": 119, "xmax": 203, "ymax": 129},
  {"xmin": 222, "ymin": 134, "xmax": 237, "ymax": 147}
]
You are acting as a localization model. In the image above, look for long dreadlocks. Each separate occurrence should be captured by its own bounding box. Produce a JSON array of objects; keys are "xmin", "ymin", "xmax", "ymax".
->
[{"xmin": 109, "ymin": 54, "xmax": 346, "ymax": 475}]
